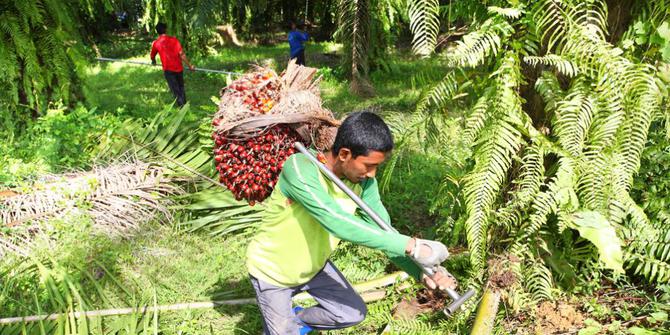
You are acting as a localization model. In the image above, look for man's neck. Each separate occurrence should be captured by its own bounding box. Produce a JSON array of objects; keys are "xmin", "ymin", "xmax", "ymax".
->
[{"xmin": 324, "ymin": 152, "xmax": 344, "ymax": 179}]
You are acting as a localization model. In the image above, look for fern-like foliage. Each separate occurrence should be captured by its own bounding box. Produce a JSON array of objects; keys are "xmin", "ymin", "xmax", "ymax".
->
[
  {"xmin": 0, "ymin": 0, "xmax": 86, "ymax": 127},
  {"xmin": 408, "ymin": 0, "xmax": 441, "ymax": 56},
  {"xmin": 524, "ymin": 54, "xmax": 580, "ymax": 77},
  {"xmin": 402, "ymin": 0, "xmax": 669, "ymax": 313},
  {"xmin": 444, "ymin": 16, "xmax": 514, "ymax": 67}
]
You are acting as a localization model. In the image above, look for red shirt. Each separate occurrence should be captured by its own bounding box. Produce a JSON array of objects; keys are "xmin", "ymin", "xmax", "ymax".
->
[{"xmin": 151, "ymin": 35, "xmax": 183, "ymax": 72}]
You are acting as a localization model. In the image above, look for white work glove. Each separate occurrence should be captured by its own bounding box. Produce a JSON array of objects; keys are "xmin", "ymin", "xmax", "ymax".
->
[{"xmin": 410, "ymin": 238, "xmax": 449, "ymax": 269}]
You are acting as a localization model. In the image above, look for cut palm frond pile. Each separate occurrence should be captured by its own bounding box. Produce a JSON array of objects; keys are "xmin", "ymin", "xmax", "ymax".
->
[
  {"xmin": 99, "ymin": 104, "xmax": 265, "ymax": 240},
  {"xmin": 214, "ymin": 59, "xmax": 339, "ymax": 142},
  {"xmin": 0, "ymin": 161, "xmax": 179, "ymax": 256}
]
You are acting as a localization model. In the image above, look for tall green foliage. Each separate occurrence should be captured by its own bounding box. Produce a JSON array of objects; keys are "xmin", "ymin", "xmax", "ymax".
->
[
  {"xmin": 140, "ymin": 0, "xmax": 214, "ymax": 50},
  {"xmin": 138, "ymin": 0, "xmax": 339, "ymax": 51},
  {"xmin": 404, "ymin": 0, "xmax": 670, "ymax": 304},
  {"xmin": 335, "ymin": 0, "xmax": 407, "ymax": 95},
  {"xmin": 0, "ymin": 0, "xmax": 89, "ymax": 131}
]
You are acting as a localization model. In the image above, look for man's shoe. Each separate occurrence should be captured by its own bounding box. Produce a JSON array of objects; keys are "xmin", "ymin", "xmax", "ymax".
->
[{"xmin": 293, "ymin": 306, "xmax": 313, "ymax": 335}]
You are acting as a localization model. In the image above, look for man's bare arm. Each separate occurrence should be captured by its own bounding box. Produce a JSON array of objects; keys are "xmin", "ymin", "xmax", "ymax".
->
[{"xmin": 180, "ymin": 51, "xmax": 194, "ymax": 70}]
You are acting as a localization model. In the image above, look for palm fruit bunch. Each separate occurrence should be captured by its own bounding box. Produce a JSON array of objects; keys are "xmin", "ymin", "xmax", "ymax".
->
[
  {"xmin": 211, "ymin": 125, "xmax": 301, "ymax": 205},
  {"xmin": 212, "ymin": 61, "xmax": 338, "ymax": 205},
  {"xmin": 220, "ymin": 70, "xmax": 279, "ymax": 114}
]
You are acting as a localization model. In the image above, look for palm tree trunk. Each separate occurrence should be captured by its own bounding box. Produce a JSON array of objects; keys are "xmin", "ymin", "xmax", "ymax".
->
[{"xmin": 470, "ymin": 288, "xmax": 501, "ymax": 335}]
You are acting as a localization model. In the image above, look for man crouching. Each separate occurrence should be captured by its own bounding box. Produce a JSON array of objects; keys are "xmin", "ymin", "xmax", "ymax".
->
[{"xmin": 246, "ymin": 111, "xmax": 456, "ymax": 334}]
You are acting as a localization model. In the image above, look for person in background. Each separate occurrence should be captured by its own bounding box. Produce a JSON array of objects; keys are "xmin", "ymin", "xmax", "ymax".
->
[
  {"xmin": 150, "ymin": 22, "xmax": 194, "ymax": 107},
  {"xmin": 288, "ymin": 21, "xmax": 309, "ymax": 65}
]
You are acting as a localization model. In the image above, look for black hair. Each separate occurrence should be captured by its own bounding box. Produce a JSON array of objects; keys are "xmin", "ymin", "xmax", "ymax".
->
[
  {"xmin": 288, "ymin": 20, "xmax": 305, "ymax": 30},
  {"xmin": 156, "ymin": 22, "xmax": 167, "ymax": 35},
  {"xmin": 331, "ymin": 111, "xmax": 394, "ymax": 157}
]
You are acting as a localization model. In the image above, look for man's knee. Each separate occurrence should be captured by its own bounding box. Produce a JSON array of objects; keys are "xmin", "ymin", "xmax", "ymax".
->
[{"xmin": 337, "ymin": 299, "xmax": 367, "ymax": 326}]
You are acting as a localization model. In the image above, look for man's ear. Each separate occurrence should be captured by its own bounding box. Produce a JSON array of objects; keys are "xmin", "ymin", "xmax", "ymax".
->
[{"xmin": 337, "ymin": 148, "xmax": 352, "ymax": 162}]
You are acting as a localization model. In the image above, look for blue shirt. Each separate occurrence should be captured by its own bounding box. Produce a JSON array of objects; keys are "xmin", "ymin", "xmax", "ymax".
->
[{"xmin": 288, "ymin": 30, "xmax": 308, "ymax": 57}]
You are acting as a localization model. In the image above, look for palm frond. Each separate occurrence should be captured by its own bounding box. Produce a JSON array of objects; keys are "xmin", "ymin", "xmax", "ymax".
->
[
  {"xmin": 524, "ymin": 257, "xmax": 555, "ymax": 301},
  {"xmin": 176, "ymin": 186, "xmax": 263, "ymax": 236},
  {"xmin": 444, "ymin": 17, "xmax": 513, "ymax": 67},
  {"xmin": 408, "ymin": 0, "xmax": 440, "ymax": 56},
  {"xmin": 0, "ymin": 161, "xmax": 180, "ymax": 257},
  {"xmin": 487, "ymin": 6, "xmax": 523, "ymax": 20},
  {"xmin": 553, "ymin": 78, "xmax": 594, "ymax": 156},
  {"xmin": 0, "ymin": 0, "xmax": 83, "ymax": 121},
  {"xmin": 524, "ymin": 54, "xmax": 580, "ymax": 77}
]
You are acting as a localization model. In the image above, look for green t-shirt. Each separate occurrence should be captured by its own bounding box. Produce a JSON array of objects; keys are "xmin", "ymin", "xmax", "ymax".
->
[{"xmin": 246, "ymin": 152, "xmax": 422, "ymax": 287}]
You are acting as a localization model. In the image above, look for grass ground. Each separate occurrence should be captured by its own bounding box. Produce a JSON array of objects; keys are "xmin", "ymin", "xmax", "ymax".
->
[{"xmin": 84, "ymin": 38, "xmax": 447, "ymax": 120}]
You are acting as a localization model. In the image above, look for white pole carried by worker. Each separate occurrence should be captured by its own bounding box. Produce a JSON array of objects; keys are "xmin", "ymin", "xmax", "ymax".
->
[{"xmin": 95, "ymin": 57, "xmax": 242, "ymax": 76}]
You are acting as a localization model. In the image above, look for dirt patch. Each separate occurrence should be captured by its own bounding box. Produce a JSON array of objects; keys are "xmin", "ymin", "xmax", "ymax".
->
[
  {"xmin": 489, "ymin": 270, "xmax": 516, "ymax": 290},
  {"xmin": 487, "ymin": 253, "xmax": 519, "ymax": 291},
  {"xmin": 416, "ymin": 288, "xmax": 448, "ymax": 312},
  {"xmin": 392, "ymin": 288, "xmax": 449, "ymax": 320},
  {"xmin": 533, "ymin": 301, "xmax": 584, "ymax": 334}
]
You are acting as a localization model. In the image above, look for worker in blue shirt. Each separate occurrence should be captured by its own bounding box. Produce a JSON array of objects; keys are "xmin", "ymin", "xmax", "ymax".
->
[{"xmin": 288, "ymin": 21, "xmax": 309, "ymax": 65}]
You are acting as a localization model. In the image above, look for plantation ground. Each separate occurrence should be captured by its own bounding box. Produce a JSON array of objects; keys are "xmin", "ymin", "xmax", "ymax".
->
[{"xmin": 2, "ymin": 35, "xmax": 669, "ymax": 334}]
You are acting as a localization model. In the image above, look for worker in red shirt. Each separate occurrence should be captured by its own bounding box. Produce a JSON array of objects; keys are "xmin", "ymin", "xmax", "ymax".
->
[{"xmin": 150, "ymin": 22, "xmax": 194, "ymax": 107}]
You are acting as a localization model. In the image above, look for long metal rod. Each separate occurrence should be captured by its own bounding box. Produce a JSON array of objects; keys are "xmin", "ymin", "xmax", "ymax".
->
[{"xmin": 95, "ymin": 57, "xmax": 243, "ymax": 76}]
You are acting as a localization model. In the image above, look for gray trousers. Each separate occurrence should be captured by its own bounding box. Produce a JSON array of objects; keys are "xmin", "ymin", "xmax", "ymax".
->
[{"xmin": 250, "ymin": 261, "xmax": 367, "ymax": 334}]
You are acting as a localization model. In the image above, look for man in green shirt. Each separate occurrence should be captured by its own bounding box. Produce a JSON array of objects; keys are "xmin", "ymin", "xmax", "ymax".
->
[{"xmin": 246, "ymin": 111, "xmax": 455, "ymax": 334}]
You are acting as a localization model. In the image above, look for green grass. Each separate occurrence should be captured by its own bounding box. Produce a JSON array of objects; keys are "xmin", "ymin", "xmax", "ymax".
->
[
  {"xmin": 84, "ymin": 38, "xmax": 447, "ymax": 121},
  {"xmin": 101, "ymin": 224, "xmax": 265, "ymax": 334}
]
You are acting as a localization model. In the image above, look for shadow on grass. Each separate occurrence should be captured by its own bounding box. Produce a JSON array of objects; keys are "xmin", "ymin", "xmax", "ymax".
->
[
  {"xmin": 207, "ymin": 277, "xmax": 264, "ymax": 334},
  {"xmin": 84, "ymin": 63, "xmax": 223, "ymax": 120},
  {"xmin": 96, "ymin": 32, "xmax": 156, "ymax": 59},
  {"xmin": 321, "ymin": 54, "xmax": 450, "ymax": 116}
]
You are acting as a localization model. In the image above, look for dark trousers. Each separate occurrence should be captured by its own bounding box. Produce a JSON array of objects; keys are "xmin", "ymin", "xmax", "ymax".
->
[
  {"xmin": 164, "ymin": 70, "xmax": 186, "ymax": 107},
  {"xmin": 291, "ymin": 49, "xmax": 305, "ymax": 66}
]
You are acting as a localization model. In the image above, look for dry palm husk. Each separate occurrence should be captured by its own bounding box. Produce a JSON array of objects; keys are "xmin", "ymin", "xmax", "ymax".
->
[{"xmin": 213, "ymin": 59, "xmax": 339, "ymax": 150}]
